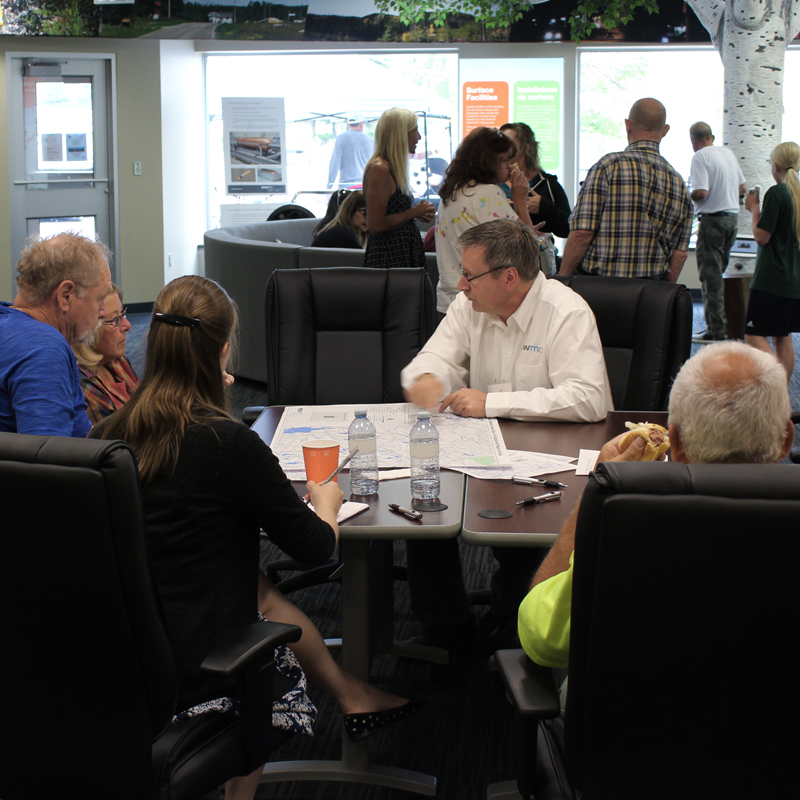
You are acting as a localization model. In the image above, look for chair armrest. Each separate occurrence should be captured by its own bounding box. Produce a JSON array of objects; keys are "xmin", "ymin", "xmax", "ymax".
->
[
  {"xmin": 200, "ymin": 621, "xmax": 302, "ymax": 678},
  {"xmin": 495, "ymin": 649, "xmax": 561, "ymax": 719},
  {"xmin": 242, "ymin": 406, "xmax": 267, "ymax": 428}
]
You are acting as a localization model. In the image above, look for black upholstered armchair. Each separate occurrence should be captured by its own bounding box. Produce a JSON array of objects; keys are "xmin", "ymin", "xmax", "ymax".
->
[
  {"xmin": 245, "ymin": 266, "xmax": 435, "ymax": 591},
  {"xmin": 0, "ymin": 432, "xmax": 301, "ymax": 800},
  {"xmin": 491, "ymin": 460, "xmax": 800, "ymax": 800},
  {"xmin": 555, "ymin": 276, "xmax": 692, "ymax": 411},
  {"xmin": 265, "ymin": 266, "xmax": 435, "ymax": 406}
]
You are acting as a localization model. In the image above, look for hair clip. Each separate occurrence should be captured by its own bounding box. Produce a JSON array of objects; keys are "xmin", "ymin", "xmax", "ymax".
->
[{"xmin": 153, "ymin": 312, "xmax": 200, "ymax": 328}]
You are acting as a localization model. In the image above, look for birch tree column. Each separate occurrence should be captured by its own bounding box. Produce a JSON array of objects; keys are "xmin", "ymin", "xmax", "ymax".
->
[{"xmin": 687, "ymin": 0, "xmax": 800, "ymax": 197}]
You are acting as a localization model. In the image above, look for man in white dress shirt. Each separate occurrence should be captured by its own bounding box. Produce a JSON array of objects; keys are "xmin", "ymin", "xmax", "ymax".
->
[
  {"xmin": 400, "ymin": 219, "xmax": 612, "ymax": 653},
  {"xmin": 402, "ymin": 218, "xmax": 612, "ymax": 421}
]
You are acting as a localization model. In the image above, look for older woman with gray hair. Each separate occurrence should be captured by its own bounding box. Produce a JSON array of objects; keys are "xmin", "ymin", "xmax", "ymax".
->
[{"xmin": 72, "ymin": 283, "xmax": 139, "ymax": 425}]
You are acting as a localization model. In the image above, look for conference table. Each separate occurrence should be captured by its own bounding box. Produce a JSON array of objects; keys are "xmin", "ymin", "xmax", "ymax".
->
[
  {"xmin": 252, "ymin": 407, "xmax": 464, "ymax": 795},
  {"xmin": 462, "ymin": 410, "xmax": 669, "ymax": 547},
  {"xmin": 251, "ymin": 406, "xmax": 668, "ymax": 795}
]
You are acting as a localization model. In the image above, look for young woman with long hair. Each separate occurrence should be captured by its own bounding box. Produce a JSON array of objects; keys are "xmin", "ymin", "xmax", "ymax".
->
[
  {"xmin": 744, "ymin": 141, "xmax": 800, "ymax": 380},
  {"xmin": 435, "ymin": 126, "xmax": 535, "ymax": 313},
  {"xmin": 95, "ymin": 275, "xmax": 422, "ymax": 800},
  {"xmin": 362, "ymin": 107, "xmax": 435, "ymax": 269},
  {"xmin": 311, "ymin": 189, "xmax": 368, "ymax": 248}
]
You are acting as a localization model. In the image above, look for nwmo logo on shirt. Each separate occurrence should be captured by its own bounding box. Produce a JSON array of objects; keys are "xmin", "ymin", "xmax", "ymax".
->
[{"xmin": 522, "ymin": 344, "xmax": 543, "ymax": 353}]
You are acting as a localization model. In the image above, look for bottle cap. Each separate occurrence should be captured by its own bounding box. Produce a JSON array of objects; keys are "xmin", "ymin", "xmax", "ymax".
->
[
  {"xmin": 354, "ymin": 408, "xmax": 367, "ymax": 416},
  {"xmin": 417, "ymin": 411, "xmax": 431, "ymax": 419}
]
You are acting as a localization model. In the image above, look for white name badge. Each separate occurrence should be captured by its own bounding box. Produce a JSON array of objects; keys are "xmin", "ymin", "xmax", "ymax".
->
[{"xmin": 487, "ymin": 382, "xmax": 512, "ymax": 393}]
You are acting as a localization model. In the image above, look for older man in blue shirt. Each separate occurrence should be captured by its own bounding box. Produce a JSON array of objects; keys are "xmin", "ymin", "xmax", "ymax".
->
[{"xmin": 0, "ymin": 233, "xmax": 113, "ymax": 437}]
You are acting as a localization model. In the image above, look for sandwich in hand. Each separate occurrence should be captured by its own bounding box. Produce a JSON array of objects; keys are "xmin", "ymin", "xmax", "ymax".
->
[{"xmin": 618, "ymin": 421, "xmax": 670, "ymax": 461}]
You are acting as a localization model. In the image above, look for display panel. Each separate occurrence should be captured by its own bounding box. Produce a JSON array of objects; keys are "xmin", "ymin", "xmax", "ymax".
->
[{"xmin": 459, "ymin": 57, "xmax": 564, "ymax": 179}]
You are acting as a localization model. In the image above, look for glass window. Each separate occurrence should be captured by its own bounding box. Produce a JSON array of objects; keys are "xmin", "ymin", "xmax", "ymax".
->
[
  {"xmin": 578, "ymin": 49, "xmax": 723, "ymax": 185},
  {"xmin": 27, "ymin": 216, "xmax": 96, "ymax": 239},
  {"xmin": 205, "ymin": 52, "xmax": 458, "ymax": 228},
  {"xmin": 25, "ymin": 77, "xmax": 94, "ymax": 177},
  {"xmin": 784, "ymin": 48, "xmax": 799, "ymax": 142}
]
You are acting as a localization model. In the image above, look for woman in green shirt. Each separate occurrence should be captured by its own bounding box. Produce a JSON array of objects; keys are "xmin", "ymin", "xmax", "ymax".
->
[{"xmin": 744, "ymin": 141, "xmax": 800, "ymax": 380}]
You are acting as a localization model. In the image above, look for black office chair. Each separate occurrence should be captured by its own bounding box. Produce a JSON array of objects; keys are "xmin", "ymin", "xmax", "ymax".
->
[
  {"xmin": 0, "ymin": 432, "xmax": 301, "ymax": 800},
  {"xmin": 253, "ymin": 266, "xmax": 434, "ymax": 591},
  {"xmin": 265, "ymin": 266, "xmax": 435, "ymax": 406},
  {"xmin": 555, "ymin": 276, "xmax": 692, "ymax": 411},
  {"xmin": 267, "ymin": 204, "xmax": 315, "ymax": 221},
  {"xmin": 491, "ymin": 460, "xmax": 800, "ymax": 800}
]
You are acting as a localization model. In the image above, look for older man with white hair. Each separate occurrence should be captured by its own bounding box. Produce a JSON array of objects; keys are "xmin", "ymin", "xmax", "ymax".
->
[
  {"xmin": 518, "ymin": 340, "xmax": 794, "ymax": 669},
  {"xmin": 0, "ymin": 233, "xmax": 113, "ymax": 437}
]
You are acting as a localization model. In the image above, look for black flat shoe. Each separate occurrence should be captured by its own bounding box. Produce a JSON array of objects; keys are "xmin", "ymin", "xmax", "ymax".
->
[{"xmin": 343, "ymin": 698, "xmax": 426, "ymax": 742}]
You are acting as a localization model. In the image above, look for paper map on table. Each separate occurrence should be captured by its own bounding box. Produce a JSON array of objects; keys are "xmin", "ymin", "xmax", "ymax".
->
[
  {"xmin": 270, "ymin": 403, "xmax": 511, "ymax": 478},
  {"xmin": 455, "ymin": 449, "xmax": 577, "ymax": 481}
]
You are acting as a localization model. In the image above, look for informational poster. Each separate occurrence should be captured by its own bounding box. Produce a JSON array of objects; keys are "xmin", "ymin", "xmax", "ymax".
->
[
  {"xmin": 462, "ymin": 82, "xmax": 508, "ymax": 133},
  {"xmin": 66, "ymin": 133, "xmax": 87, "ymax": 161},
  {"xmin": 41, "ymin": 133, "xmax": 63, "ymax": 162},
  {"xmin": 218, "ymin": 202, "xmax": 286, "ymax": 227},
  {"xmin": 460, "ymin": 58, "xmax": 563, "ymax": 172},
  {"xmin": 222, "ymin": 97, "xmax": 286, "ymax": 195},
  {"xmin": 513, "ymin": 80, "xmax": 560, "ymax": 171}
]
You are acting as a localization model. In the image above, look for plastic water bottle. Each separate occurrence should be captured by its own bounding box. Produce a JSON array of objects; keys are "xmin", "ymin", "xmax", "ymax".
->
[
  {"xmin": 348, "ymin": 409, "xmax": 379, "ymax": 495},
  {"xmin": 410, "ymin": 411, "xmax": 440, "ymax": 500}
]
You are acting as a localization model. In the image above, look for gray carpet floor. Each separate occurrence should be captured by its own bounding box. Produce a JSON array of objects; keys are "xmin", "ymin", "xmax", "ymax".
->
[{"xmin": 124, "ymin": 307, "xmax": 800, "ymax": 800}]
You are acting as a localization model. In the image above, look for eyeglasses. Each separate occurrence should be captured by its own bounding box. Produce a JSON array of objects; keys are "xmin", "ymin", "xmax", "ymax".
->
[
  {"xmin": 102, "ymin": 307, "xmax": 128, "ymax": 328},
  {"xmin": 459, "ymin": 265, "xmax": 508, "ymax": 283},
  {"xmin": 355, "ymin": 207, "xmax": 367, "ymax": 216}
]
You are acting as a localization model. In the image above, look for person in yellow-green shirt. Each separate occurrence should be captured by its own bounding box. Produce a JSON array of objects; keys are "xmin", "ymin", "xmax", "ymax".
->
[{"xmin": 519, "ymin": 341, "xmax": 795, "ymax": 676}]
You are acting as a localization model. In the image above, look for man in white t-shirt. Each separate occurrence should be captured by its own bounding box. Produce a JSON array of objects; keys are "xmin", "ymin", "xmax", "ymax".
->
[
  {"xmin": 399, "ymin": 219, "xmax": 612, "ymax": 653},
  {"xmin": 688, "ymin": 122, "xmax": 747, "ymax": 344}
]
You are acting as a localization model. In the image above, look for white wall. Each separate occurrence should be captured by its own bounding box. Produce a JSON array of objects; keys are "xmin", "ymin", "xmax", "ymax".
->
[{"xmin": 160, "ymin": 40, "xmax": 206, "ymax": 283}]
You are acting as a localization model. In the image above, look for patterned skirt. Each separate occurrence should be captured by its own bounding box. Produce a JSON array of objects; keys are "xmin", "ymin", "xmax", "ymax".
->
[{"xmin": 172, "ymin": 613, "xmax": 316, "ymax": 736}]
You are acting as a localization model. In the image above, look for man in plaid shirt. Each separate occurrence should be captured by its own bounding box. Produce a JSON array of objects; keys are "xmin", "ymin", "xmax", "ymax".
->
[{"xmin": 559, "ymin": 98, "xmax": 692, "ymax": 282}]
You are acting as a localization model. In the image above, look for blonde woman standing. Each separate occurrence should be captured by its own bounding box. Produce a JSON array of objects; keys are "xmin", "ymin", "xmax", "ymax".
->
[
  {"xmin": 363, "ymin": 108, "xmax": 435, "ymax": 269},
  {"xmin": 744, "ymin": 141, "xmax": 800, "ymax": 380}
]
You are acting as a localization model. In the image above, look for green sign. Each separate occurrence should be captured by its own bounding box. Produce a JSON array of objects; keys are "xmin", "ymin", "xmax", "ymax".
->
[{"xmin": 513, "ymin": 81, "xmax": 560, "ymax": 171}]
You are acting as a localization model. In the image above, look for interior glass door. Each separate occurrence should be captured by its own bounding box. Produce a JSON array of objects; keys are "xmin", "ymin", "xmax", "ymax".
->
[{"xmin": 7, "ymin": 56, "xmax": 115, "ymax": 295}]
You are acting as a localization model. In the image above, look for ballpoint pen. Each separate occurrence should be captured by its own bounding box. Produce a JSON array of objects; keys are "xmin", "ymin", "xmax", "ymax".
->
[
  {"xmin": 388, "ymin": 503, "xmax": 423, "ymax": 521},
  {"xmin": 513, "ymin": 476, "xmax": 568, "ymax": 489},
  {"xmin": 515, "ymin": 490, "xmax": 562, "ymax": 507},
  {"xmin": 319, "ymin": 448, "xmax": 359, "ymax": 486}
]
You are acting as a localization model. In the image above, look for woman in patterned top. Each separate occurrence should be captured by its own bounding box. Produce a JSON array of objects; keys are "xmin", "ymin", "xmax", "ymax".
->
[
  {"xmin": 72, "ymin": 284, "xmax": 139, "ymax": 425},
  {"xmin": 435, "ymin": 126, "xmax": 536, "ymax": 314},
  {"xmin": 363, "ymin": 107, "xmax": 435, "ymax": 270}
]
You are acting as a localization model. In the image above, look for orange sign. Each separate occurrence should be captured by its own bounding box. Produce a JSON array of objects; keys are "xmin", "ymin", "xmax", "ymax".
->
[{"xmin": 462, "ymin": 82, "xmax": 509, "ymax": 137}]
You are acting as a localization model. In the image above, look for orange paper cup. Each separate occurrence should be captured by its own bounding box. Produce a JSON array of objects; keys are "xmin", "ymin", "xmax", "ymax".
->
[{"xmin": 301, "ymin": 439, "xmax": 341, "ymax": 484}]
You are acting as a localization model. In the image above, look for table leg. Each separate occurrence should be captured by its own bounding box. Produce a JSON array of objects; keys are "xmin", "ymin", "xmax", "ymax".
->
[
  {"xmin": 724, "ymin": 277, "xmax": 745, "ymax": 341},
  {"xmin": 259, "ymin": 537, "xmax": 437, "ymax": 795}
]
